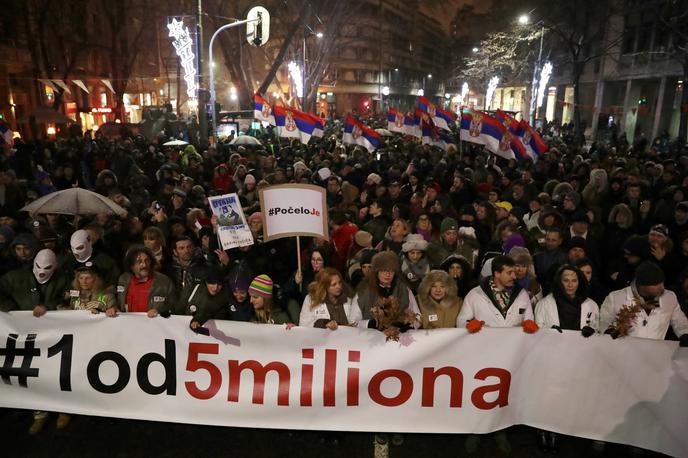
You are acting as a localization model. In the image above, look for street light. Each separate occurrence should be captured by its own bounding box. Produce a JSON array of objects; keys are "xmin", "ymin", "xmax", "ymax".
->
[
  {"xmin": 518, "ymin": 14, "xmax": 529, "ymax": 25},
  {"xmin": 472, "ymin": 47, "xmax": 479, "ymax": 53},
  {"xmin": 315, "ymin": 32, "xmax": 323, "ymax": 38}
]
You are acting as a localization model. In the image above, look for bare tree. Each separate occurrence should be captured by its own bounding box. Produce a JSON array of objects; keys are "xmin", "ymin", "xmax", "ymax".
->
[
  {"xmin": 301, "ymin": 0, "xmax": 363, "ymax": 113},
  {"xmin": 21, "ymin": 0, "xmax": 93, "ymax": 110},
  {"xmin": 99, "ymin": 0, "xmax": 153, "ymax": 120}
]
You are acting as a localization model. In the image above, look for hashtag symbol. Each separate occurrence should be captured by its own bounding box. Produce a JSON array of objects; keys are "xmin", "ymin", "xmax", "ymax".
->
[
  {"xmin": 0, "ymin": 334, "xmax": 40, "ymax": 387},
  {"xmin": 269, "ymin": 208, "xmax": 274, "ymax": 216}
]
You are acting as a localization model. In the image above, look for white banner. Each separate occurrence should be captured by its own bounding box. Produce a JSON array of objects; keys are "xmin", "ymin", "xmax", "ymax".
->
[
  {"xmin": 208, "ymin": 193, "xmax": 253, "ymax": 250},
  {"xmin": 259, "ymin": 184, "xmax": 329, "ymax": 241},
  {"xmin": 0, "ymin": 312, "xmax": 686, "ymax": 457}
]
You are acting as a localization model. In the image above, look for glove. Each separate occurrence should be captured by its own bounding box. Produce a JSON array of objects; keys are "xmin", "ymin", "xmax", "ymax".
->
[
  {"xmin": 679, "ymin": 334, "xmax": 688, "ymax": 347},
  {"xmin": 159, "ymin": 309, "xmax": 172, "ymax": 318},
  {"xmin": 367, "ymin": 319, "xmax": 378, "ymax": 329},
  {"xmin": 581, "ymin": 326, "xmax": 595, "ymax": 338},
  {"xmin": 522, "ymin": 319, "xmax": 539, "ymax": 334},
  {"xmin": 604, "ymin": 327, "xmax": 620, "ymax": 340},
  {"xmin": 551, "ymin": 325, "xmax": 563, "ymax": 333},
  {"xmin": 466, "ymin": 319, "xmax": 484, "ymax": 333}
]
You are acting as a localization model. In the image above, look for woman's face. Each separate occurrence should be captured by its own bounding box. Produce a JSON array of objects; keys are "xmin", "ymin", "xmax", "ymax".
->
[
  {"xmin": 514, "ymin": 264, "xmax": 528, "ymax": 279},
  {"xmin": 561, "ymin": 270, "xmax": 579, "ymax": 297},
  {"xmin": 327, "ymin": 275, "xmax": 343, "ymax": 298},
  {"xmin": 430, "ymin": 282, "xmax": 447, "ymax": 301},
  {"xmin": 448, "ymin": 263, "xmax": 463, "ymax": 279},
  {"xmin": 390, "ymin": 220, "xmax": 408, "ymax": 239},
  {"xmin": 233, "ymin": 289, "xmax": 248, "ymax": 303},
  {"xmin": 578, "ymin": 264, "xmax": 593, "ymax": 282},
  {"xmin": 250, "ymin": 295, "xmax": 264, "ymax": 309},
  {"xmin": 377, "ymin": 269, "xmax": 395, "ymax": 286},
  {"xmin": 416, "ymin": 215, "xmax": 430, "ymax": 230},
  {"xmin": 615, "ymin": 212, "xmax": 628, "ymax": 226},
  {"xmin": 78, "ymin": 272, "xmax": 95, "ymax": 291},
  {"xmin": 407, "ymin": 249, "xmax": 423, "ymax": 263},
  {"xmin": 311, "ymin": 252, "xmax": 325, "ymax": 272}
]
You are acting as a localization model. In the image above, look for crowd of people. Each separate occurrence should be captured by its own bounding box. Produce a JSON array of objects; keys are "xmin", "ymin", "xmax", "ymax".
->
[{"xmin": 1, "ymin": 116, "xmax": 687, "ymax": 453}]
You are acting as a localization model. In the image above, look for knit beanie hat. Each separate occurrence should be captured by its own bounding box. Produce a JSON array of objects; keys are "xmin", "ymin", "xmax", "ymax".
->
[
  {"xmin": 635, "ymin": 261, "xmax": 665, "ymax": 286},
  {"xmin": 440, "ymin": 217, "xmax": 458, "ymax": 233},
  {"xmin": 503, "ymin": 233, "xmax": 526, "ymax": 253},
  {"xmin": 371, "ymin": 251, "xmax": 400, "ymax": 273},
  {"xmin": 249, "ymin": 274, "xmax": 273, "ymax": 298},
  {"xmin": 623, "ymin": 235, "xmax": 650, "ymax": 258}
]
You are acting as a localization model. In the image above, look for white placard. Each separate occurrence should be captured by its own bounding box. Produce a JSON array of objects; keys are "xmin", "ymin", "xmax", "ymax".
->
[{"xmin": 259, "ymin": 184, "xmax": 329, "ymax": 241}]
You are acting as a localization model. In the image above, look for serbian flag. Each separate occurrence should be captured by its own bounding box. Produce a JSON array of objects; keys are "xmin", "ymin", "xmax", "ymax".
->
[
  {"xmin": 460, "ymin": 108, "xmax": 527, "ymax": 161},
  {"xmin": 303, "ymin": 112, "xmax": 325, "ymax": 138},
  {"xmin": 404, "ymin": 111, "xmax": 419, "ymax": 137},
  {"xmin": 253, "ymin": 94, "xmax": 275, "ymax": 126},
  {"xmin": 494, "ymin": 109, "xmax": 520, "ymax": 134},
  {"xmin": 274, "ymin": 106, "xmax": 318, "ymax": 144},
  {"xmin": 421, "ymin": 113, "xmax": 456, "ymax": 151},
  {"xmin": 518, "ymin": 119, "xmax": 548, "ymax": 158},
  {"xmin": 343, "ymin": 116, "xmax": 381, "ymax": 153},
  {"xmin": 418, "ymin": 96, "xmax": 457, "ymax": 131},
  {"xmin": 387, "ymin": 107, "xmax": 406, "ymax": 134}
]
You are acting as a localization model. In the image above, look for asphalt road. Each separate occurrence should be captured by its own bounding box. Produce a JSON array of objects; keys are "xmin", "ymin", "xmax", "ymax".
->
[{"xmin": 0, "ymin": 409, "xmax": 670, "ymax": 458}]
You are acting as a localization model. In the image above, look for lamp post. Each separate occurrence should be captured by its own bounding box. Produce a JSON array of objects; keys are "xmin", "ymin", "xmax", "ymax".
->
[
  {"xmin": 208, "ymin": 18, "xmax": 259, "ymax": 137},
  {"xmin": 520, "ymin": 13, "xmax": 545, "ymax": 126}
]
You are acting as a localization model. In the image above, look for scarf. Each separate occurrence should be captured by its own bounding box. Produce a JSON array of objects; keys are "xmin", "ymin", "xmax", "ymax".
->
[{"xmin": 553, "ymin": 290, "xmax": 583, "ymax": 330}]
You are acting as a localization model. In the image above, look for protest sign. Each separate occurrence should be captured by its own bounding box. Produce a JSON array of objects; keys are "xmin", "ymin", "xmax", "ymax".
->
[
  {"xmin": 208, "ymin": 193, "xmax": 253, "ymax": 250},
  {"xmin": 259, "ymin": 184, "xmax": 328, "ymax": 242},
  {"xmin": 0, "ymin": 312, "xmax": 686, "ymax": 457}
]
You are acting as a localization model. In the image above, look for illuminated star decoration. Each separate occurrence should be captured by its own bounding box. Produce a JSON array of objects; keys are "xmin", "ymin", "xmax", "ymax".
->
[{"xmin": 167, "ymin": 18, "xmax": 185, "ymax": 39}]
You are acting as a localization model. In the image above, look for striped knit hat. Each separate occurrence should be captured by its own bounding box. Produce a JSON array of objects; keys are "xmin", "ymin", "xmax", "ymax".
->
[{"xmin": 248, "ymin": 274, "xmax": 273, "ymax": 298}]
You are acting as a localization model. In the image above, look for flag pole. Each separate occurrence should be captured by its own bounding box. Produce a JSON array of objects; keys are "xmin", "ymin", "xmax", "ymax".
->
[{"xmin": 296, "ymin": 235, "xmax": 302, "ymax": 280}]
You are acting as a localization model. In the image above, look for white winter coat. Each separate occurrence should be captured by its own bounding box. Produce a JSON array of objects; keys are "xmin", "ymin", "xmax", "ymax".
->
[
  {"xmin": 456, "ymin": 283, "xmax": 534, "ymax": 327},
  {"xmin": 534, "ymin": 293, "xmax": 599, "ymax": 331},
  {"xmin": 299, "ymin": 294, "xmax": 363, "ymax": 328},
  {"xmin": 599, "ymin": 285, "xmax": 688, "ymax": 340}
]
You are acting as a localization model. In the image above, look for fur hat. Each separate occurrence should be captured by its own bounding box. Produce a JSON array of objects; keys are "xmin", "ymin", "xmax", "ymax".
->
[
  {"xmin": 508, "ymin": 246, "xmax": 532, "ymax": 266},
  {"xmin": 371, "ymin": 251, "xmax": 400, "ymax": 273},
  {"xmin": 354, "ymin": 230, "xmax": 373, "ymax": 248},
  {"xmin": 402, "ymin": 234, "xmax": 429, "ymax": 253}
]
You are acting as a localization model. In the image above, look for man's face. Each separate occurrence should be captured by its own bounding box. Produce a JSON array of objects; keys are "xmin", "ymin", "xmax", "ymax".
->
[
  {"xmin": 568, "ymin": 247, "xmax": 586, "ymax": 262},
  {"xmin": 233, "ymin": 289, "xmax": 248, "ymax": 303},
  {"xmin": 443, "ymin": 229, "xmax": 458, "ymax": 246},
  {"xmin": 207, "ymin": 282, "xmax": 222, "ymax": 296},
  {"xmin": 14, "ymin": 244, "xmax": 32, "ymax": 261},
  {"xmin": 648, "ymin": 232, "xmax": 666, "ymax": 246},
  {"xmin": 627, "ymin": 186, "xmax": 641, "ymax": 200},
  {"xmin": 571, "ymin": 221, "xmax": 588, "ymax": 235},
  {"xmin": 327, "ymin": 179, "xmax": 340, "ymax": 193},
  {"xmin": 494, "ymin": 266, "xmax": 516, "ymax": 289},
  {"xmin": 496, "ymin": 207, "xmax": 509, "ymax": 220},
  {"xmin": 637, "ymin": 283, "xmax": 664, "ymax": 300},
  {"xmin": 369, "ymin": 202, "xmax": 381, "ymax": 216},
  {"xmin": 388, "ymin": 184, "xmax": 401, "ymax": 198},
  {"xmin": 545, "ymin": 232, "xmax": 562, "ymax": 251},
  {"xmin": 174, "ymin": 240, "xmax": 194, "ymax": 262},
  {"xmin": 132, "ymin": 253, "xmax": 152, "ymax": 279}
]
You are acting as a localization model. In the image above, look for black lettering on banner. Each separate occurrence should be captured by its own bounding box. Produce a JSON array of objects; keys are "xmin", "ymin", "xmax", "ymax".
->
[
  {"xmin": 48, "ymin": 334, "xmax": 73, "ymax": 391},
  {"xmin": 0, "ymin": 333, "xmax": 40, "ymax": 387},
  {"xmin": 136, "ymin": 339, "xmax": 177, "ymax": 395},
  {"xmin": 87, "ymin": 351, "xmax": 130, "ymax": 394}
]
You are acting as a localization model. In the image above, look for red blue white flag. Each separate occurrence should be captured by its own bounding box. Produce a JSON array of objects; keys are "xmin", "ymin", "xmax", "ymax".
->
[
  {"xmin": 343, "ymin": 116, "xmax": 381, "ymax": 153},
  {"xmin": 418, "ymin": 96, "xmax": 457, "ymax": 131},
  {"xmin": 253, "ymin": 94, "xmax": 275, "ymax": 126},
  {"xmin": 274, "ymin": 106, "xmax": 318, "ymax": 144}
]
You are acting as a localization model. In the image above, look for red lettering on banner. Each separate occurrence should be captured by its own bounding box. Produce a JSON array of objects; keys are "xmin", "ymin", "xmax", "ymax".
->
[
  {"xmin": 228, "ymin": 360, "xmax": 291, "ymax": 406},
  {"xmin": 185, "ymin": 343, "xmax": 222, "ymax": 400},
  {"xmin": 300, "ymin": 348, "xmax": 314, "ymax": 406},
  {"xmin": 421, "ymin": 367, "xmax": 464, "ymax": 407},
  {"xmin": 323, "ymin": 349, "xmax": 337, "ymax": 407},
  {"xmin": 347, "ymin": 350, "xmax": 360, "ymax": 406},
  {"xmin": 471, "ymin": 368, "xmax": 511, "ymax": 410},
  {"xmin": 368, "ymin": 370, "xmax": 414, "ymax": 407}
]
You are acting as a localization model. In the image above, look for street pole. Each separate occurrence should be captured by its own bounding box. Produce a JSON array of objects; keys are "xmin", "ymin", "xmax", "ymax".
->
[
  {"xmin": 530, "ymin": 23, "xmax": 545, "ymax": 126},
  {"xmin": 196, "ymin": 0, "xmax": 208, "ymax": 147},
  {"xmin": 208, "ymin": 18, "xmax": 260, "ymax": 138}
]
